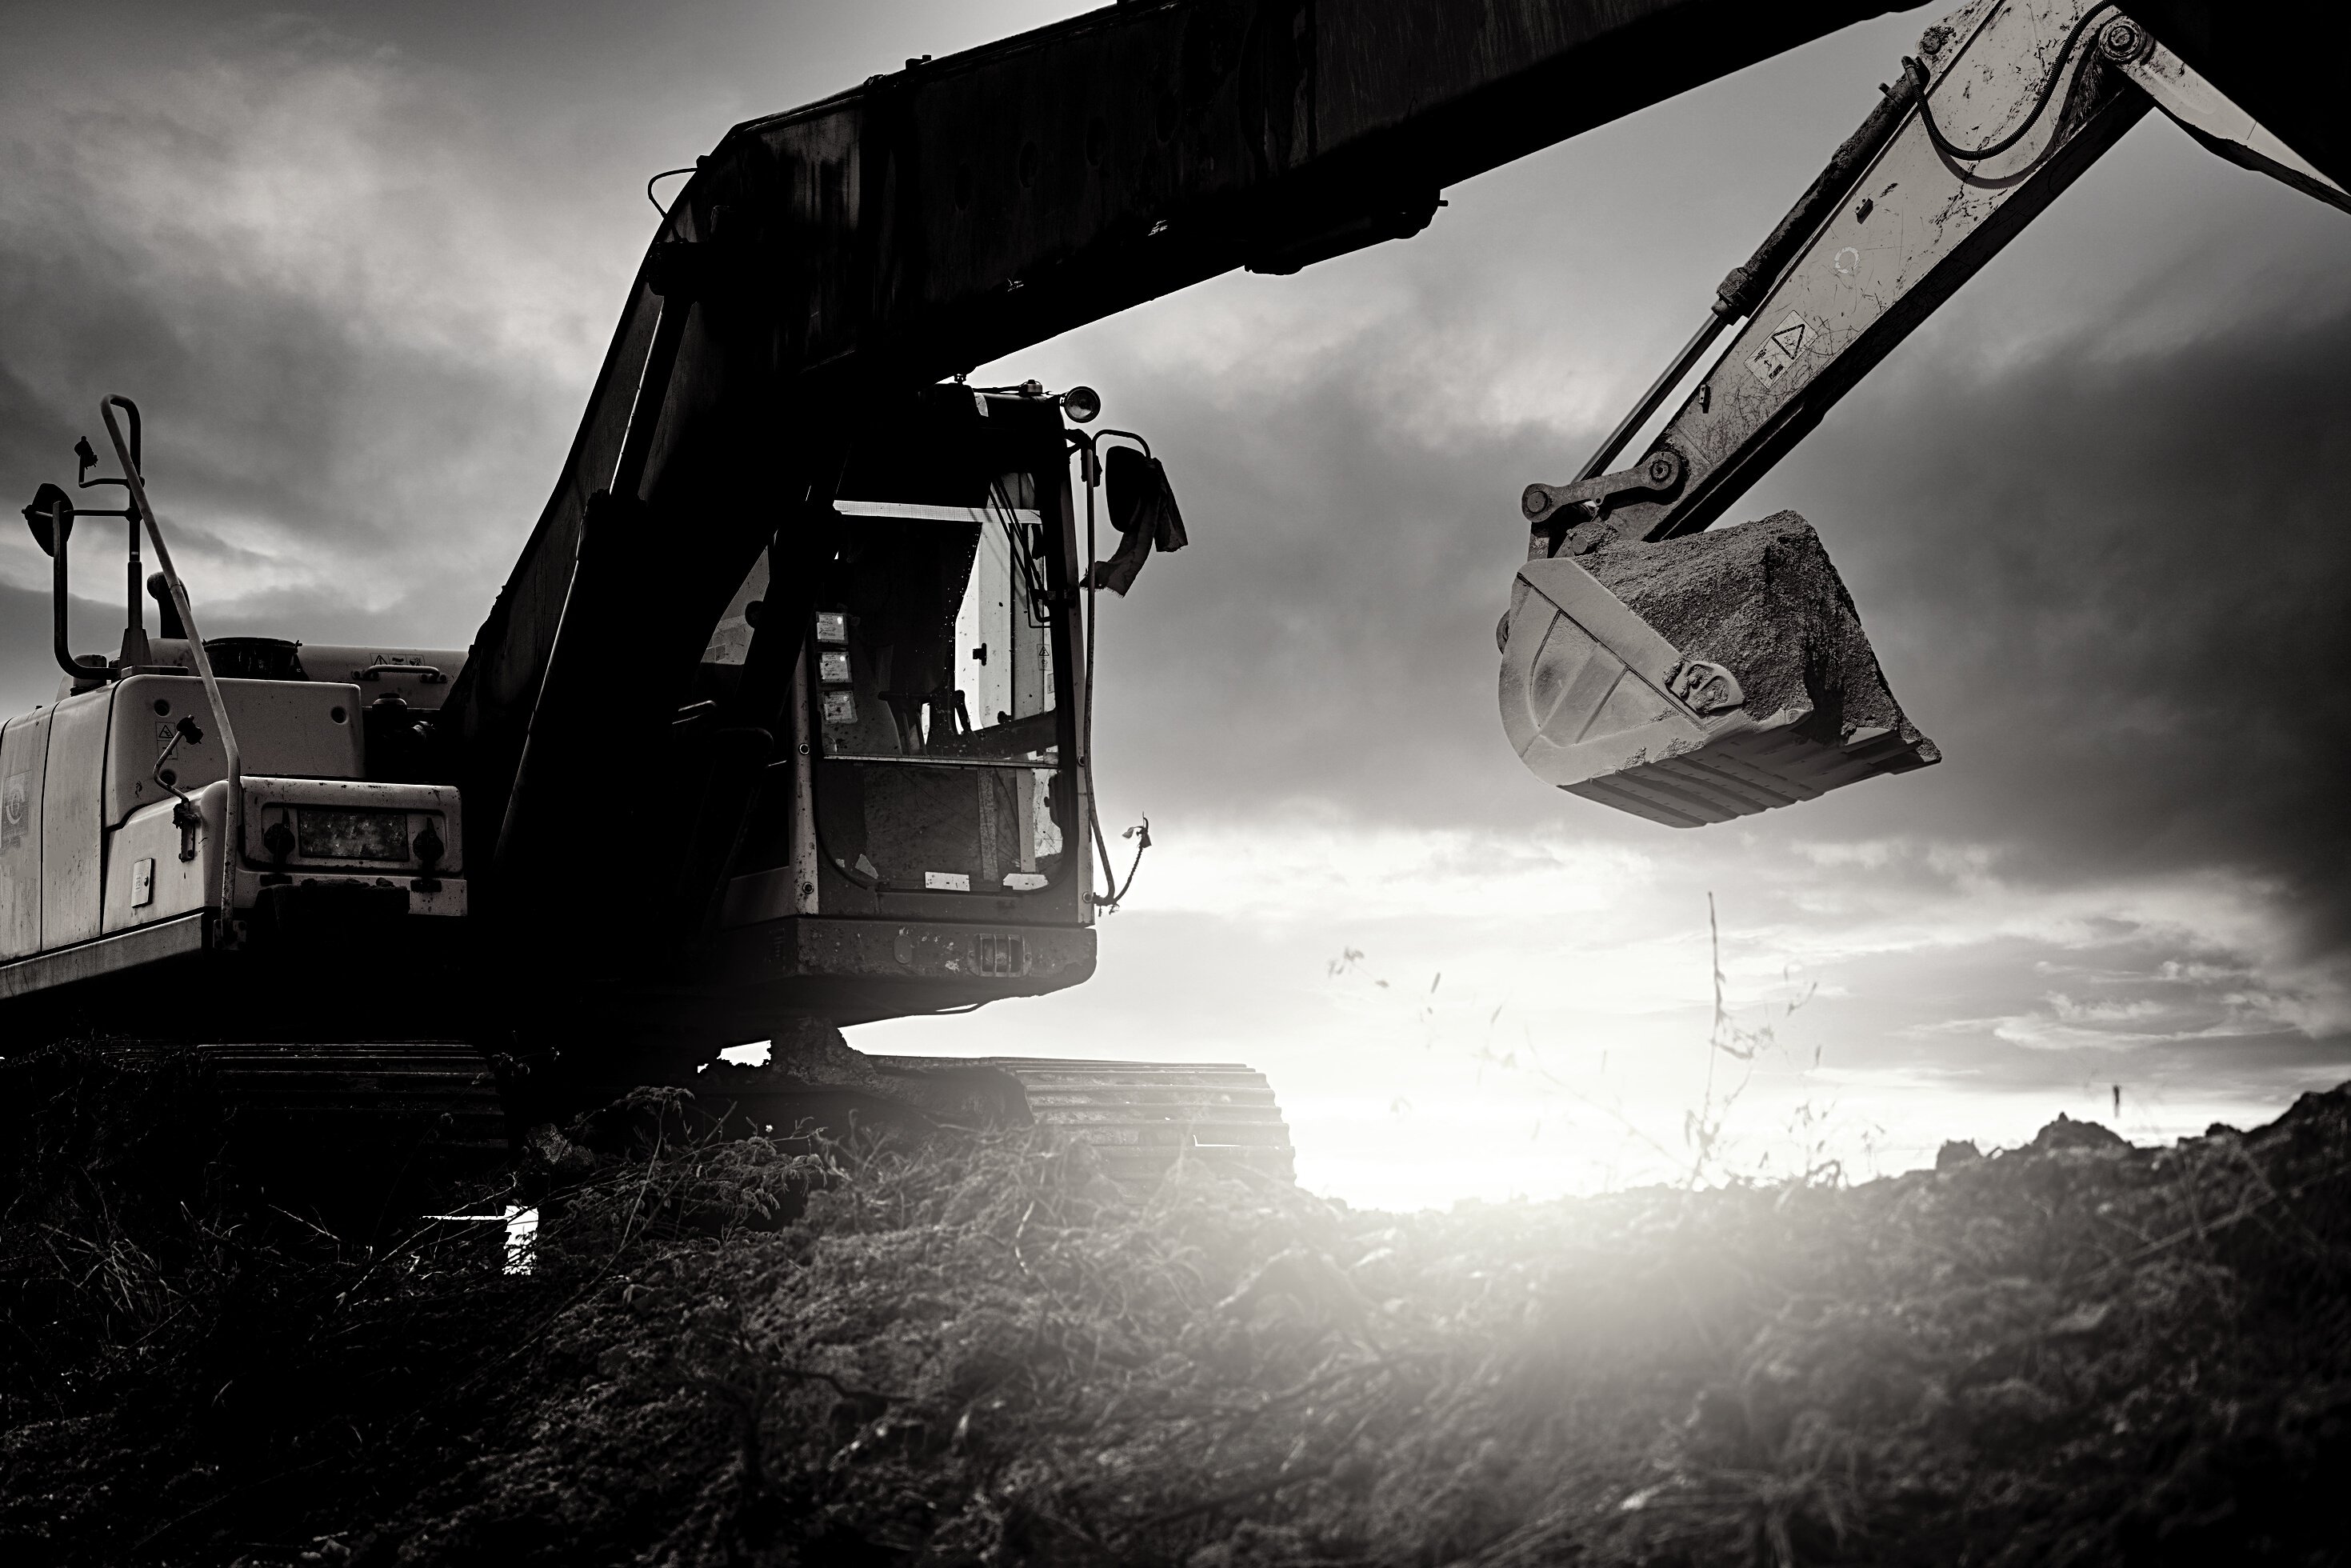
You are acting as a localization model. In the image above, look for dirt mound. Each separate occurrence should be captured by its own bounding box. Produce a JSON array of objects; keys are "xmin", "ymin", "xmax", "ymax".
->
[{"xmin": 3, "ymin": 1062, "xmax": 2346, "ymax": 1566}]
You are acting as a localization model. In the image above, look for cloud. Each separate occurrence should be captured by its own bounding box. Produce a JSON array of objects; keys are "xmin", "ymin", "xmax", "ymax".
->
[
  {"xmin": 1780, "ymin": 298, "xmax": 2351, "ymax": 947},
  {"xmin": 0, "ymin": 13, "xmax": 638, "ymax": 655}
]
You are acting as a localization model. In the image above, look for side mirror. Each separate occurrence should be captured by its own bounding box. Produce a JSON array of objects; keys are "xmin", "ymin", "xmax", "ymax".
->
[
  {"xmin": 22, "ymin": 482, "xmax": 72, "ymax": 558},
  {"xmin": 1091, "ymin": 446, "xmax": 1190, "ymax": 596},
  {"xmin": 1105, "ymin": 446, "xmax": 1187, "ymax": 553}
]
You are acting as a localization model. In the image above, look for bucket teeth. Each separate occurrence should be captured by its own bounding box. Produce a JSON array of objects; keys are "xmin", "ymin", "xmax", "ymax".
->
[{"xmin": 1498, "ymin": 512, "xmax": 1936, "ymax": 826}]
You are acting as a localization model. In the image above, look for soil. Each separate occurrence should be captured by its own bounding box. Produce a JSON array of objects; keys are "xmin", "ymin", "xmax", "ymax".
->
[
  {"xmin": 1583, "ymin": 514, "xmax": 1934, "ymax": 754},
  {"xmin": 3, "ymin": 1046, "xmax": 2345, "ymax": 1566}
]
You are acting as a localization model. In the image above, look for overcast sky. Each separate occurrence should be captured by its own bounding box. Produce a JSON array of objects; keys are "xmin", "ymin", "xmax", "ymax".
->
[{"xmin": 6, "ymin": 0, "xmax": 2348, "ymax": 1205}]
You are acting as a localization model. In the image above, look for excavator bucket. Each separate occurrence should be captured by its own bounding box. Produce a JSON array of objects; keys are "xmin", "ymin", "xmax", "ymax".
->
[{"xmin": 1498, "ymin": 513, "xmax": 1937, "ymax": 827}]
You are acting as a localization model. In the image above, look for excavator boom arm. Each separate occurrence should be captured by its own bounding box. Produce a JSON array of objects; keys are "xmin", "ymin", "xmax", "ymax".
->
[{"xmin": 1525, "ymin": 0, "xmax": 2349, "ymax": 554}]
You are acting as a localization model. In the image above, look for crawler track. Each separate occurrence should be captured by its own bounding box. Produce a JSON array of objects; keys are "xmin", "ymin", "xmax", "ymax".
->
[
  {"xmin": 696, "ymin": 1050, "xmax": 1297, "ymax": 1186},
  {"xmin": 196, "ymin": 1042, "xmax": 510, "ymax": 1224},
  {"xmin": 0, "ymin": 1039, "xmax": 510, "ymax": 1238},
  {"xmin": 199, "ymin": 1042, "xmax": 510, "ymax": 1166},
  {"xmin": 949, "ymin": 1057, "xmax": 1295, "ymax": 1185},
  {"xmin": 3, "ymin": 1038, "xmax": 1291, "ymax": 1234}
]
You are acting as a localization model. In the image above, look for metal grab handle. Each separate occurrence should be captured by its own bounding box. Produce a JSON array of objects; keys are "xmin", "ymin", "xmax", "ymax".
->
[
  {"xmin": 102, "ymin": 394, "xmax": 243, "ymax": 916},
  {"xmin": 42, "ymin": 496, "xmax": 96, "ymax": 682},
  {"xmin": 151, "ymin": 715, "xmax": 206, "ymax": 862},
  {"xmin": 358, "ymin": 662, "xmax": 445, "ymax": 682}
]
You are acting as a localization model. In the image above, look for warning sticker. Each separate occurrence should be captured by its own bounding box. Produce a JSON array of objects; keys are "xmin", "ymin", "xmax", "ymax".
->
[{"xmin": 1745, "ymin": 311, "xmax": 1815, "ymax": 388}]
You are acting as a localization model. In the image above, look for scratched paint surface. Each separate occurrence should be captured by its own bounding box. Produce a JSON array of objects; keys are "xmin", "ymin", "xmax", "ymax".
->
[{"xmin": 1575, "ymin": 0, "xmax": 2133, "ymax": 547}]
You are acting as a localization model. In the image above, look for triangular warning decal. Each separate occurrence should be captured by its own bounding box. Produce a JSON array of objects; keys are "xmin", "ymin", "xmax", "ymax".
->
[{"xmin": 1743, "ymin": 312, "xmax": 1817, "ymax": 389}]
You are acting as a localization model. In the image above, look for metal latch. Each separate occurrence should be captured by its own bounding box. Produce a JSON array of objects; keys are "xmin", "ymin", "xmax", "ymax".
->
[{"xmin": 153, "ymin": 714, "xmax": 206, "ymax": 862}]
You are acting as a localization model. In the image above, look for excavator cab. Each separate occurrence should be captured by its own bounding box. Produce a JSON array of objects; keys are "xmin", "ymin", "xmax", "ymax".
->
[
  {"xmin": 700, "ymin": 383, "xmax": 1101, "ymax": 1029},
  {"xmin": 806, "ymin": 398, "xmax": 1070, "ymax": 890}
]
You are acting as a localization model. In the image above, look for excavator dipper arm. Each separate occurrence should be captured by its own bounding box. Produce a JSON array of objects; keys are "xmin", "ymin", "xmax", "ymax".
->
[{"xmin": 1524, "ymin": 0, "xmax": 2349, "ymax": 553}]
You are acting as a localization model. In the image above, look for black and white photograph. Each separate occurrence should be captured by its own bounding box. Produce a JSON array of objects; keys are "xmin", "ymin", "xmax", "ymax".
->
[{"xmin": 2, "ymin": 0, "xmax": 2347, "ymax": 1561}]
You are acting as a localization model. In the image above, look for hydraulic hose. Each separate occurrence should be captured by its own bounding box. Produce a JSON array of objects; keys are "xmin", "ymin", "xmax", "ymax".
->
[
  {"xmin": 1078, "ymin": 439, "xmax": 1121, "ymax": 903},
  {"xmin": 1917, "ymin": 2, "xmax": 2117, "ymax": 163}
]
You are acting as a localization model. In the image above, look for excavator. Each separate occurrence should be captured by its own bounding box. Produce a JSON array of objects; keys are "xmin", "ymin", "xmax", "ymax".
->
[{"xmin": 2, "ymin": 0, "xmax": 2341, "ymax": 1202}]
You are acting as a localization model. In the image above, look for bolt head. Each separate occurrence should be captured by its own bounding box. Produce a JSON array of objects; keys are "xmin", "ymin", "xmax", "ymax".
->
[
  {"xmin": 1521, "ymin": 485, "xmax": 1550, "ymax": 518},
  {"xmin": 2100, "ymin": 18, "xmax": 2143, "ymax": 58}
]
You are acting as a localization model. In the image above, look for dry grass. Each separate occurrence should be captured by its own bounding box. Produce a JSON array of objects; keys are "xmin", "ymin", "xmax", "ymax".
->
[{"xmin": 2, "ymin": 1048, "xmax": 2348, "ymax": 1566}]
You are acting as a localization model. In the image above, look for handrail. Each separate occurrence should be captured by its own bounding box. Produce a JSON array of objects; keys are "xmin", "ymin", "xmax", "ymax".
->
[
  {"xmin": 101, "ymin": 395, "xmax": 243, "ymax": 917},
  {"xmin": 44, "ymin": 497, "xmax": 93, "ymax": 682}
]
